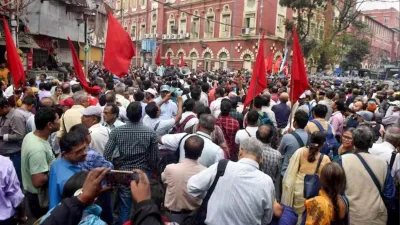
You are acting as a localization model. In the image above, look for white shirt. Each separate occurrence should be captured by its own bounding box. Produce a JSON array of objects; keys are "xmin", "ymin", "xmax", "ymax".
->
[
  {"xmin": 155, "ymin": 97, "xmax": 178, "ymax": 120},
  {"xmin": 161, "ymin": 131, "xmax": 225, "ymax": 168},
  {"xmin": 142, "ymin": 115, "xmax": 175, "ymax": 136},
  {"xmin": 116, "ymin": 94, "xmax": 130, "ymax": 108},
  {"xmin": 187, "ymin": 158, "xmax": 274, "ymax": 225},
  {"xmin": 210, "ymin": 97, "xmax": 225, "ymax": 118},
  {"xmin": 201, "ymin": 92, "xmax": 209, "ymax": 106},
  {"xmin": 235, "ymin": 126, "xmax": 258, "ymax": 144},
  {"xmin": 89, "ymin": 123, "xmax": 109, "ymax": 155},
  {"xmin": 369, "ymin": 141, "xmax": 395, "ymax": 164},
  {"xmin": 179, "ymin": 112, "xmax": 199, "ymax": 130}
]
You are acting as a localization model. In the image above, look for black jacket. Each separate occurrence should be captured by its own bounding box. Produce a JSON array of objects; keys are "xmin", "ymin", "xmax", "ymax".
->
[{"xmin": 41, "ymin": 197, "xmax": 163, "ymax": 225}]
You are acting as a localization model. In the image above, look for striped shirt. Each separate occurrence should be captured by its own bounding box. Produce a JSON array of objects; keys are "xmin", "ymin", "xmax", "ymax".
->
[{"xmin": 103, "ymin": 122, "xmax": 158, "ymax": 172}]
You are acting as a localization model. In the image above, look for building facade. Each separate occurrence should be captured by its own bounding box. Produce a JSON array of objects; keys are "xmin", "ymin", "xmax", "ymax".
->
[
  {"xmin": 358, "ymin": 12, "xmax": 399, "ymax": 70},
  {"xmin": 113, "ymin": 0, "xmax": 292, "ymax": 70},
  {"xmin": 362, "ymin": 7, "xmax": 399, "ymax": 29}
]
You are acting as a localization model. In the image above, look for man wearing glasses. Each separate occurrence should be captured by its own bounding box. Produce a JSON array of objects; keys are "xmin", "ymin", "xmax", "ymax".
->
[{"xmin": 48, "ymin": 130, "xmax": 87, "ymax": 209}]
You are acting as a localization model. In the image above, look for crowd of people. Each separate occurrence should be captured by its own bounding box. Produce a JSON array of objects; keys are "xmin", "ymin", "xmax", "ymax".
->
[{"xmin": 0, "ymin": 66, "xmax": 399, "ymax": 225}]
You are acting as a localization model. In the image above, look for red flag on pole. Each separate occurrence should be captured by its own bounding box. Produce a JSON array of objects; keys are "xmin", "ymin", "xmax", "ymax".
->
[
  {"xmin": 180, "ymin": 55, "xmax": 184, "ymax": 67},
  {"xmin": 244, "ymin": 33, "xmax": 267, "ymax": 108},
  {"xmin": 265, "ymin": 50, "xmax": 273, "ymax": 73},
  {"xmin": 155, "ymin": 47, "xmax": 161, "ymax": 66},
  {"xmin": 290, "ymin": 27, "xmax": 309, "ymax": 105},
  {"xmin": 104, "ymin": 12, "xmax": 135, "ymax": 77},
  {"xmin": 166, "ymin": 55, "xmax": 171, "ymax": 66},
  {"xmin": 273, "ymin": 56, "xmax": 282, "ymax": 73},
  {"xmin": 3, "ymin": 17, "xmax": 25, "ymax": 88},
  {"xmin": 67, "ymin": 37, "xmax": 99, "ymax": 95}
]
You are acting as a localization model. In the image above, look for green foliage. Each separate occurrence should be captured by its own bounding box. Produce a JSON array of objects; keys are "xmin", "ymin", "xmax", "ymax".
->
[{"xmin": 340, "ymin": 38, "xmax": 370, "ymax": 70}]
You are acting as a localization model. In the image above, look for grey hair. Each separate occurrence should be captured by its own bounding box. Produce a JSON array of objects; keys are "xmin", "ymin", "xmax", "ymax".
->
[
  {"xmin": 72, "ymin": 91, "xmax": 88, "ymax": 104},
  {"xmin": 240, "ymin": 137, "xmax": 263, "ymax": 159},
  {"xmin": 127, "ymin": 86, "xmax": 135, "ymax": 94},
  {"xmin": 384, "ymin": 127, "xmax": 400, "ymax": 143},
  {"xmin": 115, "ymin": 83, "xmax": 126, "ymax": 94},
  {"xmin": 352, "ymin": 127, "xmax": 374, "ymax": 151},
  {"xmin": 199, "ymin": 114, "xmax": 216, "ymax": 131}
]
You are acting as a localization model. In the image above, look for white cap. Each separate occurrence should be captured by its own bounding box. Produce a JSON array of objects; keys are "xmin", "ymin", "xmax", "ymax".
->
[
  {"xmin": 81, "ymin": 106, "xmax": 102, "ymax": 117},
  {"xmin": 144, "ymin": 88, "xmax": 158, "ymax": 96}
]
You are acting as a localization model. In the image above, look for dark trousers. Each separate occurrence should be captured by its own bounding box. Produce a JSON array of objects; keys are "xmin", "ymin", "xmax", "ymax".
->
[
  {"xmin": 6, "ymin": 152, "xmax": 21, "ymax": 189},
  {"xmin": 25, "ymin": 192, "xmax": 48, "ymax": 219},
  {"xmin": 96, "ymin": 191, "xmax": 113, "ymax": 225},
  {"xmin": 0, "ymin": 217, "xmax": 16, "ymax": 225}
]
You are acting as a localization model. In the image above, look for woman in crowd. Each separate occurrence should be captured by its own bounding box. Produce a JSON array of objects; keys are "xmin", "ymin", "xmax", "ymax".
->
[
  {"xmin": 333, "ymin": 128, "xmax": 354, "ymax": 161},
  {"xmin": 281, "ymin": 131, "xmax": 331, "ymax": 218},
  {"xmin": 302, "ymin": 162, "xmax": 349, "ymax": 225}
]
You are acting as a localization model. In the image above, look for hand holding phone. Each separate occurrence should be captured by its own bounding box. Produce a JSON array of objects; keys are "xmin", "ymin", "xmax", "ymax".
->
[{"xmin": 105, "ymin": 170, "xmax": 139, "ymax": 186}]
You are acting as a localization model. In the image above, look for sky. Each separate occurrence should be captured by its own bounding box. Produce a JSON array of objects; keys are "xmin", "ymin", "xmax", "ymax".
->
[{"xmin": 360, "ymin": 1, "xmax": 399, "ymax": 10}]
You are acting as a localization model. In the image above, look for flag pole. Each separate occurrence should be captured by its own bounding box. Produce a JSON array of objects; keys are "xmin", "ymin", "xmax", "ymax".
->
[{"xmin": 288, "ymin": 30, "xmax": 294, "ymax": 132}]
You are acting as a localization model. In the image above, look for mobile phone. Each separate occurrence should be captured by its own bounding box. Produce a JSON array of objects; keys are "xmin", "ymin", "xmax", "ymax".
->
[{"xmin": 105, "ymin": 170, "xmax": 139, "ymax": 186}]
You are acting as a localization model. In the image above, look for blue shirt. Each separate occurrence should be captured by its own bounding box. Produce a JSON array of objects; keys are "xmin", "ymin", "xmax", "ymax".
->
[
  {"xmin": 278, "ymin": 129, "xmax": 309, "ymax": 176},
  {"xmin": 48, "ymin": 158, "xmax": 82, "ymax": 208},
  {"xmin": 271, "ymin": 102, "xmax": 291, "ymax": 128},
  {"xmin": 79, "ymin": 148, "xmax": 114, "ymax": 171}
]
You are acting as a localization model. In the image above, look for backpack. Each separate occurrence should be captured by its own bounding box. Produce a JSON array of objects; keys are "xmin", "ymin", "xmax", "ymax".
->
[
  {"xmin": 170, "ymin": 115, "xmax": 196, "ymax": 134},
  {"xmin": 258, "ymin": 112, "xmax": 274, "ymax": 127},
  {"xmin": 311, "ymin": 120, "xmax": 338, "ymax": 156}
]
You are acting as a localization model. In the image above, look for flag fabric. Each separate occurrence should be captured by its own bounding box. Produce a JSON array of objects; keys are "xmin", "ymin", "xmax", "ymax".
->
[
  {"xmin": 180, "ymin": 55, "xmax": 184, "ymax": 67},
  {"xmin": 273, "ymin": 56, "xmax": 282, "ymax": 73},
  {"xmin": 290, "ymin": 27, "xmax": 309, "ymax": 105},
  {"xmin": 155, "ymin": 47, "xmax": 161, "ymax": 66},
  {"xmin": 244, "ymin": 33, "xmax": 267, "ymax": 107},
  {"xmin": 3, "ymin": 17, "xmax": 25, "ymax": 88},
  {"xmin": 104, "ymin": 12, "xmax": 135, "ymax": 77},
  {"xmin": 265, "ymin": 50, "xmax": 273, "ymax": 73},
  {"xmin": 67, "ymin": 37, "xmax": 99, "ymax": 94},
  {"xmin": 279, "ymin": 48, "xmax": 288, "ymax": 72},
  {"xmin": 166, "ymin": 55, "xmax": 171, "ymax": 66}
]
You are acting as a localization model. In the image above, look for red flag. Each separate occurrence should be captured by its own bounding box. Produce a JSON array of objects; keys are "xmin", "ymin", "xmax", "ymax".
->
[
  {"xmin": 166, "ymin": 55, "xmax": 171, "ymax": 66},
  {"xmin": 244, "ymin": 33, "xmax": 267, "ymax": 107},
  {"xmin": 180, "ymin": 55, "xmax": 184, "ymax": 67},
  {"xmin": 155, "ymin": 47, "xmax": 161, "ymax": 66},
  {"xmin": 265, "ymin": 50, "xmax": 273, "ymax": 73},
  {"xmin": 104, "ymin": 12, "xmax": 135, "ymax": 77},
  {"xmin": 290, "ymin": 27, "xmax": 309, "ymax": 105},
  {"xmin": 67, "ymin": 37, "xmax": 99, "ymax": 95},
  {"xmin": 3, "ymin": 17, "xmax": 25, "ymax": 88},
  {"xmin": 273, "ymin": 56, "xmax": 282, "ymax": 73}
]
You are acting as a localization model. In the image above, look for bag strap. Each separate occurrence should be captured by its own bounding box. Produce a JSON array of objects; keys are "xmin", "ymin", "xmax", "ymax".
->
[
  {"xmin": 311, "ymin": 120, "xmax": 324, "ymax": 132},
  {"xmin": 314, "ymin": 153, "xmax": 325, "ymax": 174},
  {"xmin": 176, "ymin": 133, "xmax": 190, "ymax": 153},
  {"xmin": 180, "ymin": 115, "xmax": 196, "ymax": 128},
  {"xmin": 389, "ymin": 151, "xmax": 398, "ymax": 170},
  {"xmin": 354, "ymin": 153, "xmax": 382, "ymax": 192},
  {"xmin": 244, "ymin": 128, "xmax": 251, "ymax": 137},
  {"xmin": 154, "ymin": 121, "xmax": 161, "ymax": 131},
  {"xmin": 291, "ymin": 131, "xmax": 305, "ymax": 147},
  {"xmin": 203, "ymin": 159, "xmax": 229, "ymax": 203}
]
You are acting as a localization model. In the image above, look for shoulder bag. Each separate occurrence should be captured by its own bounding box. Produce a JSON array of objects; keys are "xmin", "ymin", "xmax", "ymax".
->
[
  {"xmin": 182, "ymin": 159, "xmax": 229, "ymax": 225},
  {"xmin": 303, "ymin": 153, "xmax": 324, "ymax": 199}
]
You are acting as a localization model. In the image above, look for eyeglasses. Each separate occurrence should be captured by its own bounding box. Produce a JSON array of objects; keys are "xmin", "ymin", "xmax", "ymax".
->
[{"xmin": 342, "ymin": 136, "xmax": 353, "ymax": 141}]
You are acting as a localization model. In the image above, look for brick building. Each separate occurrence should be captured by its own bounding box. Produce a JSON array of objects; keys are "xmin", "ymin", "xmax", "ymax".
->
[
  {"xmin": 112, "ymin": 0, "xmax": 292, "ymax": 70},
  {"xmin": 361, "ymin": 8, "xmax": 400, "ymax": 69}
]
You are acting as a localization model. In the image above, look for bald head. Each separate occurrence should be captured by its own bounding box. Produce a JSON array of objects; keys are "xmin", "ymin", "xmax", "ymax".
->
[
  {"xmin": 257, "ymin": 124, "xmax": 273, "ymax": 144},
  {"xmin": 184, "ymin": 135, "xmax": 204, "ymax": 160},
  {"xmin": 353, "ymin": 101, "xmax": 363, "ymax": 112},
  {"xmin": 279, "ymin": 92, "xmax": 289, "ymax": 103},
  {"xmin": 39, "ymin": 97, "xmax": 54, "ymax": 108}
]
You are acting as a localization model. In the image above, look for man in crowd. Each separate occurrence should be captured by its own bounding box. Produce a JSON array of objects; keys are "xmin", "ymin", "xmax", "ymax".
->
[
  {"xmin": 16, "ymin": 96, "xmax": 34, "ymax": 121},
  {"xmin": 305, "ymin": 104, "xmax": 332, "ymax": 135},
  {"xmin": 0, "ymin": 96, "xmax": 26, "ymax": 182},
  {"xmin": 271, "ymin": 92, "xmax": 290, "ymax": 128},
  {"xmin": 60, "ymin": 82, "xmax": 72, "ymax": 101},
  {"xmin": 103, "ymin": 103, "xmax": 125, "ymax": 130},
  {"xmin": 319, "ymin": 89, "xmax": 335, "ymax": 120},
  {"xmin": 58, "ymin": 91, "xmax": 89, "ymax": 138},
  {"xmin": 162, "ymin": 136, "xmax": 206, "ymax": 223},
  {"xmin": 21, "ymin": 107, "xmax": 59, "ymax": 219},
  {"xmin": 155, "ymin": 85, "xmax": 178, "ymax": 119},
  {"xmin": 104, "ymin": 102, "xmax": 158, "ymax": 225},
  {"xmin": 49, "ymin": 131, "xmax": 86, "ymax": 208},
  {"xmin": 179, "ymin": 99, "xmax": 199, "ymax": 131},
  {"xmin": 216, "ymin": 99, "xmax": 239, "ymax": 159},
  {"xmin": 143, "ymin": 92, "xmax": 183, "ymax": 136},
  {"xmin": 235, "ymin": 110, "xmax": 259, "ymax": 147},
  {"xmin": 81, "ymin": 105, "xmax": 109, "ymax": 155},
  {"xmin": 187, "ymin": 137, "xmax": 275, "ymax": 225},
  {"xmin": 210, "ymin": 87, "xmax": 225, "ymax": 117},
  {"xmin": 115, "ymin": 83, "xmax": 130, "ymax": 108},
  {"xmin": 159, "ymin": 114, "xmax": 225, "ymax": 167},
  {"xmin": 369, "ymin": 126, "xmax": 400, "ymax": 163}
]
